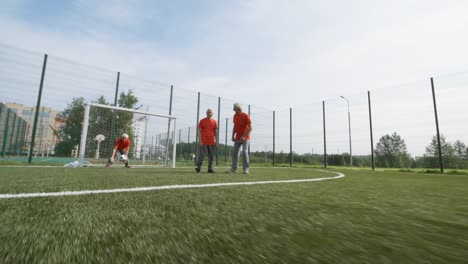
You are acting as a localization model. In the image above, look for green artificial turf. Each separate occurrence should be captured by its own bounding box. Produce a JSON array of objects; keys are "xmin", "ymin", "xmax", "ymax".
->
[{"xmin": 0, "ymin": 167, "xmax": 467, "ymax": 263}]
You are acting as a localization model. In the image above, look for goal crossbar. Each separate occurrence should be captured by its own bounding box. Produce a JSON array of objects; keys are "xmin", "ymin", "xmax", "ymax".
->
[
  {"xmin": 88, "ymin": 103, "xmax": 175, "ymax": 120},
  {"xmin": 78, "ymin": 103, "xmax": 177, "ymax": 168}
]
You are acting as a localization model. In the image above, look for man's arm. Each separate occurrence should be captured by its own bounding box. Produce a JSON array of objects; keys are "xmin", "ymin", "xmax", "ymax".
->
[
  {"xmin": 240, "ymin": 124, "xmax": 252, "ymax": 141},
  {"xmin": 232, "ymin": 126, "xmax": 236, "ymax": 142},
  {"xmin": 198, "ymin": 127, "xmax": 203, "ymax": 146},
  {"xmin": 110, "ymin": 147, "xmax": 117, "ymax": 161}
]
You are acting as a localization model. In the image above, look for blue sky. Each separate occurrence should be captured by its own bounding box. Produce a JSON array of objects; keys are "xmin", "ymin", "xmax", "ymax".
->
[{"xmin": 2, "ymin": 0, "xmax": 468, "ymax": 155}]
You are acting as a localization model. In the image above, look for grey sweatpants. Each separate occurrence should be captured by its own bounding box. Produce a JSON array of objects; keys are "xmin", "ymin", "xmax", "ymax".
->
[
  {"xmin": 197, "ymin": 145, "xmax": 216, "ymax": 170},
  {"xmin": 231, "ymin": 140, "xmax": 249, "ymax": 172}
]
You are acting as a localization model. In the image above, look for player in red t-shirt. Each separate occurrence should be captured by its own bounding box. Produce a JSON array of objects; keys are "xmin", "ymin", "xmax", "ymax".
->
[
  {"xmin": 196, "ymin": 109, "xmax": 218, "ymax": 173},
  {"xmin": 106, "ymin": 133, "xmax": 132, "ymax": 168},
  {"xmin": 228, "ymin": 103, "xmax": 252, "ymax": 174}
]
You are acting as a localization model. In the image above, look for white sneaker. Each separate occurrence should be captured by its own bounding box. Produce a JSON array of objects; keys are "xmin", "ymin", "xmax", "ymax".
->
[
  {"xmin": 226, "ymin": 169, "xmax": 237, "ymax": 174},
  {"xmin": 243, "ymin": 170, "xmax": 249, "ymax": 174}
]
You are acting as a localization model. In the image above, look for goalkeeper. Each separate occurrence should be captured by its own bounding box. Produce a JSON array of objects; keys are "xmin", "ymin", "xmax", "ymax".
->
[{"xmin": 106, "ymin": 133, "xmax": 131, "ymax": 168}]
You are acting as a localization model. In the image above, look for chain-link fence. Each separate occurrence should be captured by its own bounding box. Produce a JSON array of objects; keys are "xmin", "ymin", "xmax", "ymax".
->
[{"xmin": 1, "ymin": 44, "xmax": 467, "ymax": 171}]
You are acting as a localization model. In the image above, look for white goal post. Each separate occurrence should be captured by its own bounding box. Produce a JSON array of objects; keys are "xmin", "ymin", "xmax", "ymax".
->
[{"xmin": 78, "ymin": 103, "xmax": 177, "ymax": 167}]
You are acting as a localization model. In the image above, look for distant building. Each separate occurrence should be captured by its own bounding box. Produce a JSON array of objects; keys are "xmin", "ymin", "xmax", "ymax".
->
[
  {"xmin": 0, "ymin": 103, "xmax": 29, "ymax": 155},
  {"xmin": 3, "ymin": 103, "xmax": 61, "ymax": 155},
  {"xmin": 132, "ymin": 115, "xmax": 146, "ymax": 159}
]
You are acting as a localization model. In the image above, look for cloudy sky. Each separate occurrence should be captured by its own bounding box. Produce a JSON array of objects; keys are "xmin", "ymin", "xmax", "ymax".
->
[
  {"xmin": 1, "ymin": 0, "xmax": 468, "ymax": 155},
  {"xmin": 2, "ymin": 0, "xmax": 468, "ymax": 107}
]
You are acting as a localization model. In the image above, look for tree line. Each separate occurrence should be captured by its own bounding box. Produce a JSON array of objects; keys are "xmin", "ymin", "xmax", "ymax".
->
[{"xmin": 175, "ymin": 132, "xmax": 468, "ymax": 169}]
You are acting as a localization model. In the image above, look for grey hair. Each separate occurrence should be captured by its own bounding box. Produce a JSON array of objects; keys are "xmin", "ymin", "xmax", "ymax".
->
[{"xmin": 233, "ymin": 103, "xmax": 242, "ymax": 111}]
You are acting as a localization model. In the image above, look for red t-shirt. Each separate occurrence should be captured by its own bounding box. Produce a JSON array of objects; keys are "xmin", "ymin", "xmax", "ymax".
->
[
  {"xmin": 114, "ymin": 138, "xmax": 131, "ymax": 150},
  {"xmin": 233, "ymin": 112, "xmax": 251, "ymax": 140},
  {"xmin": 198, "ymin": 118, "xmax": 217, "ymax": 145}
]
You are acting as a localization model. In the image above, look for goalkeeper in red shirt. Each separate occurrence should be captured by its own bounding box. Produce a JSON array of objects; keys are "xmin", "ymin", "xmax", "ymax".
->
[{"xmin": 106, "ymin": 133, "xmax": 131, "ymax": 168}]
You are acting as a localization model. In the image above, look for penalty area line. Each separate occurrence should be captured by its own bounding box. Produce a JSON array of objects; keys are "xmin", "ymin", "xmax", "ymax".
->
[{"xmin": 0, "ymin": 171, "xmax": 345, "ymax": 199}]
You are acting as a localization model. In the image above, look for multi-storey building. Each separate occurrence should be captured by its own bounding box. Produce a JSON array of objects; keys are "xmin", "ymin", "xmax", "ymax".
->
[{"xmin": 3, "ymin": 103, "xmax": 61, "ymax": 155}]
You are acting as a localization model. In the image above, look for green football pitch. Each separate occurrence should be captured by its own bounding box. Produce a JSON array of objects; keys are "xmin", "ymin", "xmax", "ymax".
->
[{"xmin": 0, "ymin": 167, "xmax": 467, "ymax": 263}]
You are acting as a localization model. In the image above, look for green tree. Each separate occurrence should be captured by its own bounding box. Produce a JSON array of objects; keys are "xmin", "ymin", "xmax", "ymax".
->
[
  {"xmin": 423, "ymin": 135, "xmax": 456, "ymax": 168},
  {"xmin": 54, "ymin": 97, "xmax": 85, "ymax": 156},
  {"xmin": 374, "ymin": 132, "xmax": 411, "ymax": 168},
  {"xmin": 453, "ymin": 140, "xmax": 466, "ymax": 158},
  {"xmin": 453, "ymin": 140, "xmax": 468, "ymax": 168},
  {"xmin": 114, "ymin": 90, "xmax": 139, "ymax": 141}
]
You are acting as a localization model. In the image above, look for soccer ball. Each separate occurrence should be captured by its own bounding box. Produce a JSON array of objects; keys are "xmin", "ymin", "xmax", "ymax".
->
[{"xmin": 119, "ymin": 154, "xmax": 128, "ymax": 162}]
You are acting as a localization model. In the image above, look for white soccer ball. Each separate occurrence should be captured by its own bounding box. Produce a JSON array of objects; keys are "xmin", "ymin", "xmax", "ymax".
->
[{"xmin": 119, "ymin": 154, "xmax": 128, "ymax": 162}]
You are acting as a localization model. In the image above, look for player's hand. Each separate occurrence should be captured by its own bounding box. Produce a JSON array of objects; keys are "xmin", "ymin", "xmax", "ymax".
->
[
  {"xmin": 110, "ymin": 157, "xmax": 114, "ymax": 162},
  {"xmin": 232, "ymin": 137, "xmax": 236, "ymax": 142}
]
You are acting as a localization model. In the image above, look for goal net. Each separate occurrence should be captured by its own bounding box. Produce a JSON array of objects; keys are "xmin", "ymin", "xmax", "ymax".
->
[{"xmin": 78, "ymin": 103, "xmax": 177, "ymax": 167}]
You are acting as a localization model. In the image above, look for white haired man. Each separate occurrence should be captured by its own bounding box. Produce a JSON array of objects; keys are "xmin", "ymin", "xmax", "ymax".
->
[
  {"xmin": 106, "ymin": 133, "xmax": 131, "ymax": 168},
  {"xmin": 228, "ymin": 103, "xmax": 252, "ymax": 174}
]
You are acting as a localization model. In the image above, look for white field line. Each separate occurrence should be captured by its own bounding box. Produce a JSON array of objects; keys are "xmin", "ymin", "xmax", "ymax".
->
[{"xmin": 0, "ymin": 171, "xmax": 344, "ymax": 199}]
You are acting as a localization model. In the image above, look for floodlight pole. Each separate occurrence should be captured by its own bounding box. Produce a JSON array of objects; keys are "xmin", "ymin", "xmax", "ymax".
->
[{"xmin": 340, "ymin": 96, "xmax": 353, "ymax": 166}]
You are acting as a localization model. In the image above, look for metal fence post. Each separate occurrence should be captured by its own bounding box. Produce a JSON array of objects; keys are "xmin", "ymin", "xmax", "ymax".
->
[
  {"xmin": 195, "ymin": 92, "xmax": 200, "ymax": 164},
  {"xmin": 165, "ymin": 85, "xmax": 174, "ymax": 166},
  {"xmin": 225, "ymin": 118, "xmax": 228, "ymax": 163},
  {"xmin": 14, "ymin": 117, "xmax": 22, "ymax": 155},
  {"xmin": 108, "ymin": 72, "xmax": 120, "ymax": 155},
  {"xmin": 290, "ymin": 107, "xmax": 293, "ymax": 167},
  {"xmin": 188, "ymin": 127, "xmax": 191, "ymax": 143},
  {"xmin": 431, "ymin": 77, "xmax": 444, "ymax": 174},
  {"xmin": 9, "ymin": 113, "xmax": 17, "ymax": 155},
  {"xmin": 323, "ymin": 101, "xmax": 327, "ymax": 168},
  {"xmin": 28, "ymin": 54, "xmax": 48, "ymax": 163},
  {"xmin": 1, "ymin": 109, "xmax": 11, "ymax": 157},
  {"xmin": 273, "ymin": 110, "xmax": 275, "ymax": 167},
  {"xmin": 217, "ymin": 97, "xmax": 221, "ymax": 165},
  {"xmin": 368, "ymin": 91, "xmax": 375, "ymax": 171},
  {"xmin": 248, "ymin": 104, "xmax": 251, "ymax": 155}
]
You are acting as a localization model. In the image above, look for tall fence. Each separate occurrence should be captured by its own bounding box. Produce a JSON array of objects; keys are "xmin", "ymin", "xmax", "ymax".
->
[{"xmin": 1, "ymin": 43, "xmax": 467, "ymax": 171}]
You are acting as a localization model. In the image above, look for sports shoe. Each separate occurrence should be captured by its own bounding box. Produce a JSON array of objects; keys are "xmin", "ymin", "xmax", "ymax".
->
[
  {"xmin": 207, "ymin": 169, "xmax": 215, "ymax": 173},
  {"xmin": 195, "ymin": 168, "xmax": 201, "ymax": 173},
  {"xmin": 225, "ymin": 169, "xmax": 237, "ymax": 174},
  {"xmin": 242, "ymin": 170, "xmax": 250, "ymax": 174}
]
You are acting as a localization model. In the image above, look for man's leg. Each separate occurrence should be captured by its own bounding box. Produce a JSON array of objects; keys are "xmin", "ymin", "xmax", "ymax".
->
[
  {"xmin": 231, "ymin": 141, "xmax": 242, "ymax": 172},
  {"xmin": 207, "ymin": 145, "xmax": 215, "ymax": 172},
  {"xmin": 242, "ymin": 140, "xmax": 250, "ymax": 173},
  {"xmin": 116, "ymin": 149, "xmax": 129, "ymax": 168},
  {"xmin": 196, "ymin": 146, "xmax": 207, "ymax": 172}
]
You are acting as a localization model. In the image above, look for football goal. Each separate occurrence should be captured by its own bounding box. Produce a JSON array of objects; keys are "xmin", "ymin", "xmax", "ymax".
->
[{"xmin": 78, "ymin": 103, "xmax": 177, "ymax": 167}]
